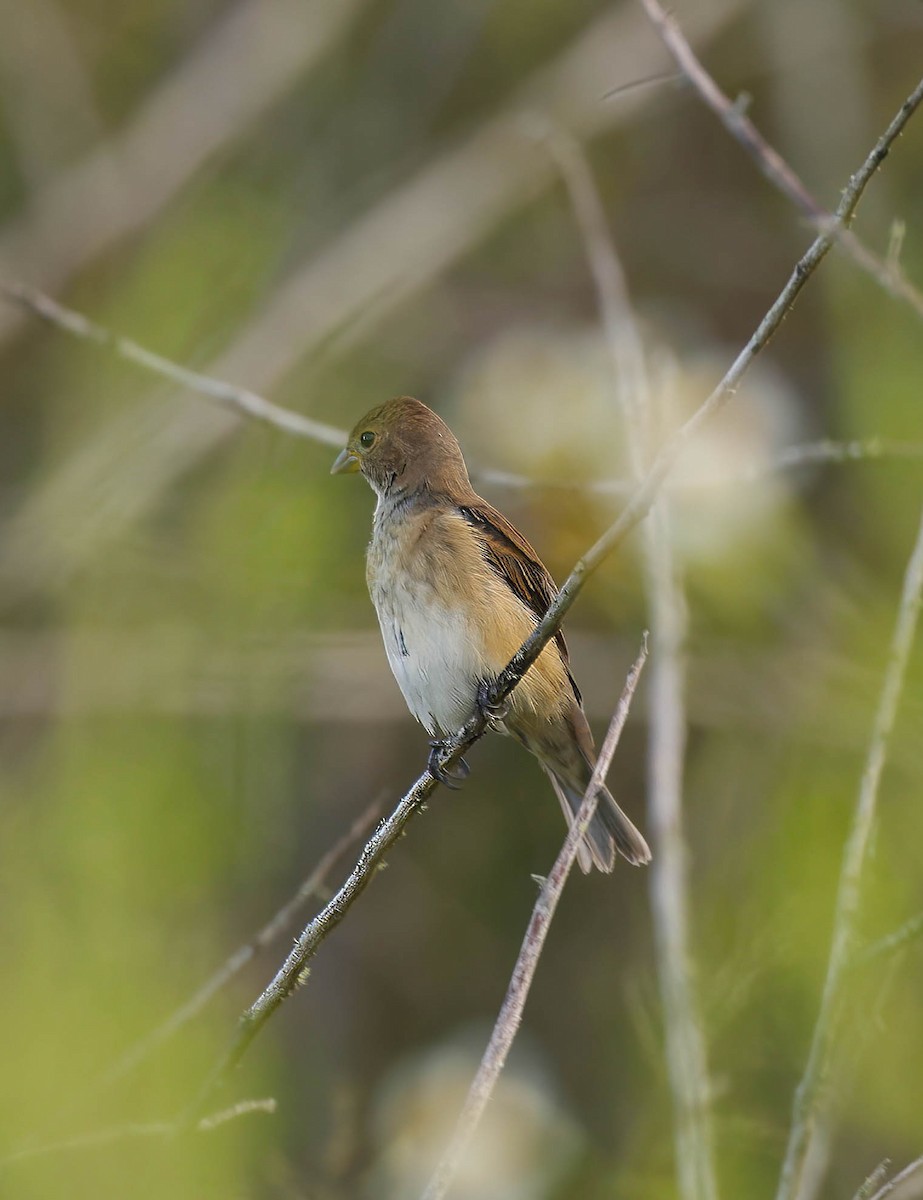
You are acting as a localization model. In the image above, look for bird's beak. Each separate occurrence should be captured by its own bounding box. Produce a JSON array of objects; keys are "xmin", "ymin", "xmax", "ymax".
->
[{"xmin": 330, "ymin": 448, "xmax": 360, "ymax": 475}]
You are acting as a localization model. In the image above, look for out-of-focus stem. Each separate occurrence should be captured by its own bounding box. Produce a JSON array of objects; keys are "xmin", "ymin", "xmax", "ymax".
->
[
  {"xmin": 776, "ymin": 505, "xmax": 923, "ymax": 1200},
  {"xmin": 546, "ymin": 124, "xmax": 717, "ymax": 1200}
]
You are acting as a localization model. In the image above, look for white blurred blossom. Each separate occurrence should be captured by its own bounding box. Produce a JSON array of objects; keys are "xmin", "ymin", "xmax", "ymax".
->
[
  {"xmin": 453, "ymin": 323, "xmax": 806, "ymax": 571},
  {"xmin": 455, "ymin": 324, "xmax": 623, "ymax": 479},
  {"xmin": 366, "ymin": 1032, "xmax": 581, "ymax": 1200}
]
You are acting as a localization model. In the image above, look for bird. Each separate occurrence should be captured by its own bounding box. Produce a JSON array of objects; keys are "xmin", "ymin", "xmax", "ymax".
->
[{"xmin": 331, "ymin": 396, "xmax": 651, "ymax": 872}]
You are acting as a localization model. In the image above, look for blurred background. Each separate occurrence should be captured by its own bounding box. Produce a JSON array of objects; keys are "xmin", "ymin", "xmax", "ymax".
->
[{"xmin": 1, "ymin": 0, "xmax": 922, "ymax": 1196}]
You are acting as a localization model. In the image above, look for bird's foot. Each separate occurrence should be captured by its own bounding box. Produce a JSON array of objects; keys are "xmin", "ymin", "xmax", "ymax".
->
[
  {"xmin": 477, "ymin": 679, "xmax": 509, "ymax": 727},
  {"xmin": 427, "ymin": 739, "xmax": 470, "ymax": 789}
]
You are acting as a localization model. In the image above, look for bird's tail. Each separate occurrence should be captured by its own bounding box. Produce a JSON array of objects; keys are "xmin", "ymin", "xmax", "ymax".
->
[{"xmin": 545, "ymin": 770, "xmax": 651, "ymax": 873}]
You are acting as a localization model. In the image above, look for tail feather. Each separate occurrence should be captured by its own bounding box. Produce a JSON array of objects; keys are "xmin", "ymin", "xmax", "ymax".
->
[
  {"xmin": 547, "ymin": 771, "xmax": 599, "ymax": 873},
  {"xmin": 594, "ymin": 782, "xmax": 652, "ymax": 866},
  {"xmin": 546, "ymin": 769, "xmax": 651, "ymax": 873}
]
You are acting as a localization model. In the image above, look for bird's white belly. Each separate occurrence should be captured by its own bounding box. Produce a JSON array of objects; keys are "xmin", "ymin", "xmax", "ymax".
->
[{"xmin": 372, "ymin": 575, "xmax": 487, "ymax": 737}]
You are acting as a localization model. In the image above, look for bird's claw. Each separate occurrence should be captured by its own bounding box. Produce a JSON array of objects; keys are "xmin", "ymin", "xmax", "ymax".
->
[
  {"xmin": 477, "ymin": 680, "xmax": 509, "ymax": 725},
  {"xmin": 428, "ymin": 739, "xmax": 469, "ymax": 789}
]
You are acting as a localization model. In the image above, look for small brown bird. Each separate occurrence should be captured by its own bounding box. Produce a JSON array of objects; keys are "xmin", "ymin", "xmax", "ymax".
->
[{"xmin": 331, "ymin": 397, "xmax": 650, "ymax": 872}]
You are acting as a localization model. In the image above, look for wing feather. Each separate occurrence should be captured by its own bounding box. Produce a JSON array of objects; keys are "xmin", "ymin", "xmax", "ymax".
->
[{"xmin": 457, "ymin": 500, "xmax": 581, "ymax": 704}]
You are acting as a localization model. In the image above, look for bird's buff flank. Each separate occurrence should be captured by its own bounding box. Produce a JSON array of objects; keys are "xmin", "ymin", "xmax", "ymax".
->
[{"xmin": 332, "ymin": 396, "xmax": 651, "ymax": 873}]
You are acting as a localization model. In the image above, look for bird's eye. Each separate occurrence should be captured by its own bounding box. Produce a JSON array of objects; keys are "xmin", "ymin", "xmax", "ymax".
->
[{"xmin": 359, "ymin": 430, "xmax": 376, "ymax": 448}]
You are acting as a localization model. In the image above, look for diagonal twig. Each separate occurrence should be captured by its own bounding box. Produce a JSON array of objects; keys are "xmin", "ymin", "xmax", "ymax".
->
[
  {"xmin": 93, "ymin": 794, "xmax": 384, "ymax": 1095},
  {"xmin": 639, "ymin": 0, "xmax": 923, "ymax": 321},
  {"xmin": 0, "ymin": 281, "xmax": 345, "ymax": 446},
  {"xmin": 854, "ymin": 910, "xmax": 923, "ymax": 968},
  {"xmin": 419, "ymin": 637, "xmax": 649, "ymax": 1200},
  {"xmin": 483, "ymin": 438, "xmax": 923, "ymax": 495},
  {"xmin": 854, "ymin": 1161, "xmax": 896, "ymax": 1200},
  {"xmin": 861, "ymin": 1156, "xmax": 923, "ymax": 1200},
  {"xmin": 1, "ymin": 795, "xmax": 384, "ymax": 1163},
  {"xmin": 179, "ymin": 771, "xmax": 452, "ymax": 1126},
  {"xmin": 0, "ymin": 1098, "xmax": 275, "ymax": 1169}
]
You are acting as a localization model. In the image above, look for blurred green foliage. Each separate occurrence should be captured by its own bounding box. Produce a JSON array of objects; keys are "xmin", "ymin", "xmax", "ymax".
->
[{"xmin": 1, "ymin": 1, "xmax": 922, "ymax": 1197}]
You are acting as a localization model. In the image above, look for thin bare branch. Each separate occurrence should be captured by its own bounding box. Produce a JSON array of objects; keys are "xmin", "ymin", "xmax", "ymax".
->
[
  {"xmin": 195, "ymin": 1097, "xmax": 278, "ymax": 1132},
  {"xmin": 764, "ymin": 439, "xmax": 923, "ymax": 474},
  {"xmin": 831, "ymin": 220, "xmax": 923, "ymax": 318},
  {"xmin": 482, "ymin": 438, "xmax": 923, "ymax": 495},
  {"xmin": 419, "ymin": 638, "xmax": 649, "ymax": 1200},
  {"xmin": 775, "ymin": 504, "xmax": 923, "ymax": 1200},
  {"xmin": 855, "ymin": 911, "xmax": 923, "ymax": 968},
  {"xmin": 1, "ymin": 1099, "xmax": 275, "ymax": 1168},
  {"xmin": 862, "ymin": 1156, "xmax": 923, "ymax": 1200},
  {"xmin": 640, "ymin": 0, "xmax": 821, "ymax": 221},
  {"xmin": 639, "ymin": 0, "xmax": 923, "ymax": 321},
  {"xmin": 0, "ymin": 282, "xmax": 345, "ymax": 446},
  {"xmin": 180, "ymin": 773, "xmax": 445, "ymax": 1127},
  {"xmin": 93, "ymin": 795, "xmax": 384, "ymax": 1095},
  {"xmin": 854, "ymin": 1162, "xmax": 895, "ymax": 1200}
]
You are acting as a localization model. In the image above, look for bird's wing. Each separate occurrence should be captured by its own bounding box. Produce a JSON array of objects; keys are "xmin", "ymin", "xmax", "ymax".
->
[{"xmin": 457, "ymin": 499, "xmax": 581, "ymax": 703}]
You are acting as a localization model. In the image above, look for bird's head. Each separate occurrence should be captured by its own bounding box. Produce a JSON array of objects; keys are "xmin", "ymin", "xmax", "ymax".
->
[{"xmin": 331, "ymin": 396, "xmax": 471, "ymax": 499}]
